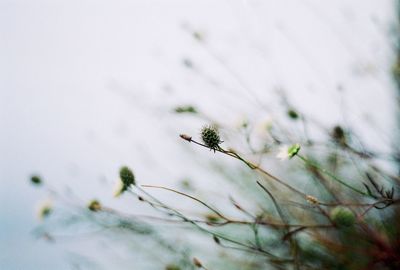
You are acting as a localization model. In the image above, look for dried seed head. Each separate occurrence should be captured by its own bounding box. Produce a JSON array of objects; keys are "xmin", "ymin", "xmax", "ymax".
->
[
  {"xmin": 119, "ymin": 166, "xmax": 135, "ymax": 188},
  {"xmin": 330, "ymin": 207, "xmax": 355, "ymax": 227},
  {"xmin": 201, "ymin": 125, "xmax": 222, "ymax": 151}
]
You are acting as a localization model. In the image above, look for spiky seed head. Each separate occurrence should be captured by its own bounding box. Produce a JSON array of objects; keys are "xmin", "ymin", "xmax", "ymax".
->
[
  {"xmin": 201, "ymin": 125, "xmax": 221, "ymax": 150},
  {"xmin": 87, "ymin": 200, "xmax": 102, "ymax": 212},
  {"xmin": 330, "ymin": 207, "xmax": 355, "ymax": 227},
  {"xmin": 119, "ymin": 166, "xmax": 135, "ymax": 188}
]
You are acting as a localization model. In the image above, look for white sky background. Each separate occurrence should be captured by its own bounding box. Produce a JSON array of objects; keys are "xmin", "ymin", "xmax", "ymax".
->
[{"xmin": 0, "ymin": 0, "xmax": 398, "ymax": 269}]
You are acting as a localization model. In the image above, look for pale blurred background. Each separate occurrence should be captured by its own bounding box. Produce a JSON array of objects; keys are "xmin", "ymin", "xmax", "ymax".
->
[{"xmin": 0, "ymin": 0, "xmax": 398, "ymax": 269}]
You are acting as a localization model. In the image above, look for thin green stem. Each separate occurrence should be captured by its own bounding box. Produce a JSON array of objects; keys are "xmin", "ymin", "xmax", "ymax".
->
[{"xmin": 296, "ymin": 154, "xmax": 369, "ymax": 197}]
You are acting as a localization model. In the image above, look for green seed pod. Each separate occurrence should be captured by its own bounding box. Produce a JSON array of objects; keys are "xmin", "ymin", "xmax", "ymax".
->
[
  {"xmin": 201, "ymin": 125, "xmax": 221, "ymax": 151},
  {"xmin": 330, "ymin": 207, "xmax": 355, "ymax": 227},
  {"xmin": 119, "ymin": 166, "xmax": 135, "ymax": 188}
]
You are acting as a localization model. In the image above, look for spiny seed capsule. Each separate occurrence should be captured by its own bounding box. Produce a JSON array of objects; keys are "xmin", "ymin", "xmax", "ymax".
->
[
  {"xmin": 201, "ymin": 125, "xmax": 222, "ymax": 151},
  {"xmin": 330, "ymin": 207, "xmax": 355, "ymax": 227},
  {"xmin": 119, "ymin": 166, "xmax": 135, "ymax": 188}
]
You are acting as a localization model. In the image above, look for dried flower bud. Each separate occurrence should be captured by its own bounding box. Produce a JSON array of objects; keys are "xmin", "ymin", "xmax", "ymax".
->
[
  {"xmin": 201, "ymin": 125, "xmax": 222, "ymax": 151},
  {"xmin": 306, "ymin": 195, "xmax": 319, "ymax": 204},
  {"xmin": 193, "ymin": 258, "xmax": 202, "ymax": 268},
  {"xmin": 330, "ymin": 207, "xmax": 355, "ymax": 227},
  {"xmin": 179, "ymin": 134, "xmax": 192, "ymax": 142},
  {"xmin": 87, "ymin": 199, "xmax": 102, "ymax": 212}
]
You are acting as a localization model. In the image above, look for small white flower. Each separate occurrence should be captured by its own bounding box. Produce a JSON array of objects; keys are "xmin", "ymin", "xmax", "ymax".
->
[
  {"xmin": 276, "ymin": 145, "xmax": 290, "ymax": 160},
  {"xmin": 113, "ymin": 178, "xmax": 125, "ymax": 198},
  {"xmin": 276, "ymin": 143, "xmax": 301, "ymax": 160}
]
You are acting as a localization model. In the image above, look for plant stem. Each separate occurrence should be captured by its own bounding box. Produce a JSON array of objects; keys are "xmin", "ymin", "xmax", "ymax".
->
[{"xmin": 296, "ymin": 154, "xmax": 369, "ymax": 197}]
